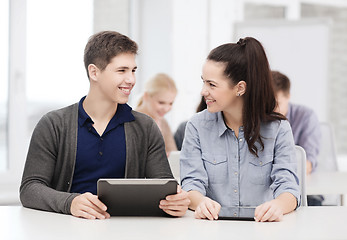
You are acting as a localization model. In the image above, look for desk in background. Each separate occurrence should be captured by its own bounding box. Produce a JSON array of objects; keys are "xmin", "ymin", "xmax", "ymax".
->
[
  {"xmin": 2, "ymin": 206, "xmax": 347, "ymax": 240},
  {"xmin": 307, "ymin": 171, "xmax": 347, "ymax": 205}
]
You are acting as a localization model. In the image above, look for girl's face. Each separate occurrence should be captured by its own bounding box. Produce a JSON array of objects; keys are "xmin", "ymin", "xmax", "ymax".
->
[
  {"xmin": 201, "ymin": 60, "xmax": 239, "ymax": 113},
  {"xmin": 145, "ymin": 90, "xmax": 176, "ymax": 120}
]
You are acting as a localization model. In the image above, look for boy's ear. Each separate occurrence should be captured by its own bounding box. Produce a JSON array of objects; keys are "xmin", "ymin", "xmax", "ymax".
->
[{"xmin": 88, "ymin": 64, "xmax": 98, "ymax": 82}]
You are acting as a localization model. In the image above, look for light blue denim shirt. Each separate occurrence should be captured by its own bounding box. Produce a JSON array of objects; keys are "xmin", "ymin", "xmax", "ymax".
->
[{"xmin": 180, "ymin": 110, "xmax": 300, "ymax": 207}]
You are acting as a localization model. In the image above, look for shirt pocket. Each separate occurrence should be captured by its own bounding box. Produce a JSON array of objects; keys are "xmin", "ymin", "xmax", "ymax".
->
[
  {"xmin": 202, "ymin": 152, "xmax": 228, "ymax": 184},
  {"xmin": 248, "ymin": 154, "xmax": 273, "ymax": 185}
]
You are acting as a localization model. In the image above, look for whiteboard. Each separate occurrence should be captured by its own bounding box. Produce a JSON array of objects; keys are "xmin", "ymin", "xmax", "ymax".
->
[{"xmin": 234, "ymin": 19, "xmax": 331, "ymax": 121}]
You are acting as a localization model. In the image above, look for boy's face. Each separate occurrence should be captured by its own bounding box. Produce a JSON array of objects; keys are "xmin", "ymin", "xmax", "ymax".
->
[
  {"xmin": 275, "ymin": 90, "xmax": 290, "ymax": 116},
  {"xmin": 93, "ymin": 53, "xmax": 137, "ymax": 104}
]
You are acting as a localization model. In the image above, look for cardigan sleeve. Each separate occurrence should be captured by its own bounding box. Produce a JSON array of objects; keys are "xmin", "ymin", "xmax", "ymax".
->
[{"xmin": 20, "ymin": 112, "xmax": 79, "ymax": 214}]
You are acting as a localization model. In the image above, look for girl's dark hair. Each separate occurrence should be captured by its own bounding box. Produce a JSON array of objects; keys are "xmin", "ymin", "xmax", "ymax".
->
[{"xmin": 207, "ymin": 37, "xmax": 286, "ymax": 157}]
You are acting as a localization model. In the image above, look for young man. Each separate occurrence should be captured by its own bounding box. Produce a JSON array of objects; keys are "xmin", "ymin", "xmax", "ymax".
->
[
  {"xmin": 271, "ymin": 70, "xmax": 323, "ymax": 206},
  {"xmin": 20, "ymin": 31, "xmax": 190, "ymax": 219}
]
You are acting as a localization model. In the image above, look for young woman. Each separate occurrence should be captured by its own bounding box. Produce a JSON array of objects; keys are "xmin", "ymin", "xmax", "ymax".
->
[
  {"xmin": 180, "ymin": 37, "xmax": 300, "ymax": 222},
  {"xmin": 136, "ymin": 73, "xmax": 178, "ymax": 155}
]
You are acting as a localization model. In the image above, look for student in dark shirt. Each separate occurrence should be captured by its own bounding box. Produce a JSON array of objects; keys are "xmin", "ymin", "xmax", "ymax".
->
[
  {"xmin": 272, "ymin": 70, "xmax": 323, "ymax": 206},
  {"xmin": 20, "ymin": 31, "xmax": 190, "ymax": 219}
]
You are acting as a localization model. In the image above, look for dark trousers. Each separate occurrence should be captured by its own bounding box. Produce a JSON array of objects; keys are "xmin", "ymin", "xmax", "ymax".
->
[{"xmin": 307, "ymin": 195, "xmax": 324, "ymax": 206}]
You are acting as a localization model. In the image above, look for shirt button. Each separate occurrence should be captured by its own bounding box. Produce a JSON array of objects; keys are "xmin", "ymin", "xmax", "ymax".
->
[
  {"xmin": 100, "ymin": 138, "xmax": 104, "ymax": 141},
  {"xmin": 234, "ymin": 213, "xmax": 237, "ymax": 216},
  {"xmin": 99, "ymin": 151, "xmax": 103, "ymax": 156},
  {"xmin": 259, "ymin": 161, "xmax": 263, "ymax": 165},
  {"xmin": 213, "ymin": 160, "xmax": 216, "ymax": 164},
  {"xmin": 239, "ymin": 138, "xmax": 243, "ymax": 142},
  {"xmin": 234, "ymin": 172, "xmax": 238, "ymax": 175},
  {"xmin": 234, "ymin": 189, "xmax": 237, "ymax": 193}
]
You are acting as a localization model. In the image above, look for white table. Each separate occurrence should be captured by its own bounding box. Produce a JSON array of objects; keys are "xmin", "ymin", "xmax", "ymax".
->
[{"xmin": 2, "ymin": 206, "xmax": 347, "ymax": 240}]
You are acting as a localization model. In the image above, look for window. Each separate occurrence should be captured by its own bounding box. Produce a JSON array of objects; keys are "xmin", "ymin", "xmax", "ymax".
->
[
  {"xmin": 0, "ymin": 0, "xmax": 9, "ymax": 172},
  {"xmin": 27, "ymin": 0, "xmax": 93, "ymax": 132},
  {"xmin": 1, "ymin": 0, "xmax": 93, "ymax": 204}
]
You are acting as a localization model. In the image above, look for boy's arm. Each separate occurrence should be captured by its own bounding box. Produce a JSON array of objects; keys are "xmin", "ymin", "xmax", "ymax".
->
[{"xmin": 20, "ymin": 114, "xmax": 79, "ymax": 214}]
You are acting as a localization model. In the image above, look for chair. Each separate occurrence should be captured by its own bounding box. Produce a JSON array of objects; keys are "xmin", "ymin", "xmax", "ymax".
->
[
  {"xmin": 168, "ymin": 151, "xmax": 181, "ymax": 182},
  {"xmin": 315, "ymin": 122, "xmax": 341, "ymax": 205},
  {"xmin": 295, "ymin": 145, "xmax": 308, "ymax": 207},
  {"xmin": 316, "ymin": 122, "xmax": 339, "ymax": 173}
]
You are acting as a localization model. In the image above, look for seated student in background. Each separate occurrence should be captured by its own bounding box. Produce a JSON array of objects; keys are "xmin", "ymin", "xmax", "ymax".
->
[
  {"xmin": 20, "ymin": 31, "xmax": 190, "ymax": 219},
  {"xmin": 174, "ymin": 96, "xmax": 207, "ymax": 150},
  {"xmin": 180, "ymin": 37, "xmax": 300, "ymax": 222},
  {"xmin": 136, "ymin": 73, "xmax": 178, "ymax": 155},
  {"xmin": 271, "ymin": 70, "xmax": 322, "ymax": 206}
]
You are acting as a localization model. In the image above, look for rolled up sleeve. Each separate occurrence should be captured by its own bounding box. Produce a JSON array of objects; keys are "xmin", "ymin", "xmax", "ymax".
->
[
  {"xmin": 271, "ymin": 121, "xmax": 301, "ymax": 206},
  {"xmin": 180, "ymin": 120, "xmax": 208, "ymax": 196}
]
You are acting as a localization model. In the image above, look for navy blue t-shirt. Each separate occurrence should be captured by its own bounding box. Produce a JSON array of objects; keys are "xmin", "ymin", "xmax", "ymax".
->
[{"xmin": 70, "ymin": 96, "xmax": 135, "ymax": 195}]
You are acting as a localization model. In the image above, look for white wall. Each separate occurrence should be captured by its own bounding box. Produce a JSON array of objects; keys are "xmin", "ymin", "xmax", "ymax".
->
[
  {"xmin": 132, "ymin": 0, "xmax": 333, "ymax": 131},
  {"xmin": 130, "ymin": 0, "xmax": 210, "ymax": 131}
]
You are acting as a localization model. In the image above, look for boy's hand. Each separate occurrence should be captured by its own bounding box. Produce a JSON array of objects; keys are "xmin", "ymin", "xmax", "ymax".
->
[
  {"xmin": 71, "ymin": 192, "xmax": 110, "ymax": 220},
  {"xmin": 159, "ymin": 185, "xmax": 190, "ymax": 217}
]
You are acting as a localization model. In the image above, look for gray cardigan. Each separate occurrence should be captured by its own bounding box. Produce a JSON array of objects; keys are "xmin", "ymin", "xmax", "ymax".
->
[{"xmin": 20, "ymin": 103, "xmax": 173, "ymax": 214}]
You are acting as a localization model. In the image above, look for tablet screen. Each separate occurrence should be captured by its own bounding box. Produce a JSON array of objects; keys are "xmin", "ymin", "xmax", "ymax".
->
[
  {"xmin": 97, "ymin": 179, "xmax": 178, "ymax": 216},
  {"xmin": 218, "ymin": 206, "xmax": 256, "ymax": 221}
]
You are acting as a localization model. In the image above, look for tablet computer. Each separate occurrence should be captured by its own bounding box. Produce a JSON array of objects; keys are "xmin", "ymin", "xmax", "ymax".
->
[
  {"xmin": 218, "ymin": 206, "xmax": 256, "ymax": 221},
  {"xmin": 97, "ymin": 179, "xmax": 178, "ymax": 216}
]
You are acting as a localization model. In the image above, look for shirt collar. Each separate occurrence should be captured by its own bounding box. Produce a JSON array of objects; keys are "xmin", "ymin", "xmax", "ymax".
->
[
  {"xmin": 216, "ymin": 111, "xmax": 244, "ymax": 137},
  {"xmin": 217, "ymin": 112, "xmax": 228, "ymax": 137},
  {"xmin": 108, "ymin": 103, "xmax": 135, "ymax": 130},
  {"xmin": 78, "ymin": 96, "xmax": 93, "ymax": 127},
  {"xmin": 78, "ymin": 96, "xmax": 135, "ymax": 128}
]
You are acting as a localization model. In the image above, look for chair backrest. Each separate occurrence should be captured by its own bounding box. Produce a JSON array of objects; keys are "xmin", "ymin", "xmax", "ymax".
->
[
  {"xmin": 168, "ymin": 151, "xmax": 180, "ymax": 181},
  {"xmin": 295, "ymin": 145, "xmax": 308, "ymax": 207},
  {"xmin": 316, "ymin": 122, "xmax": 341, "ymax": 205},
  {"xmin": 316, "ymin": 122, "xmax": 338, "ymax": 172}
]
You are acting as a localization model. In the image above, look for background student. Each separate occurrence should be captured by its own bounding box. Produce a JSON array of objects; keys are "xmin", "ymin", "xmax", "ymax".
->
[
  {"xmin": 271, "ymin": 70, "xmax": 323, "ymax": 206},
  {"xmin": 20, "ymin": 31, "xmax": 190, "ymax": 219},
  {"xmin": 180, "ymin": 37, "xmax": 300, "ymax": 222},
  {"xmin": 174, "ymin": 96, "xmax": 207, "ymax": 150},
  {"xmin": 136, "ymin": 73, "xmax": 178, "ymax": 155}
]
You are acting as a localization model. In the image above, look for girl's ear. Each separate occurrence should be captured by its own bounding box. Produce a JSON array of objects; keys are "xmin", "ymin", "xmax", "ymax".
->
[
  {"xmin": 88, "ymin": 64, "xmax": 98, "ymax": 82},
  {"xmin": 236, "ymin": 80, "xmax": 247, "ymax": 96}
]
